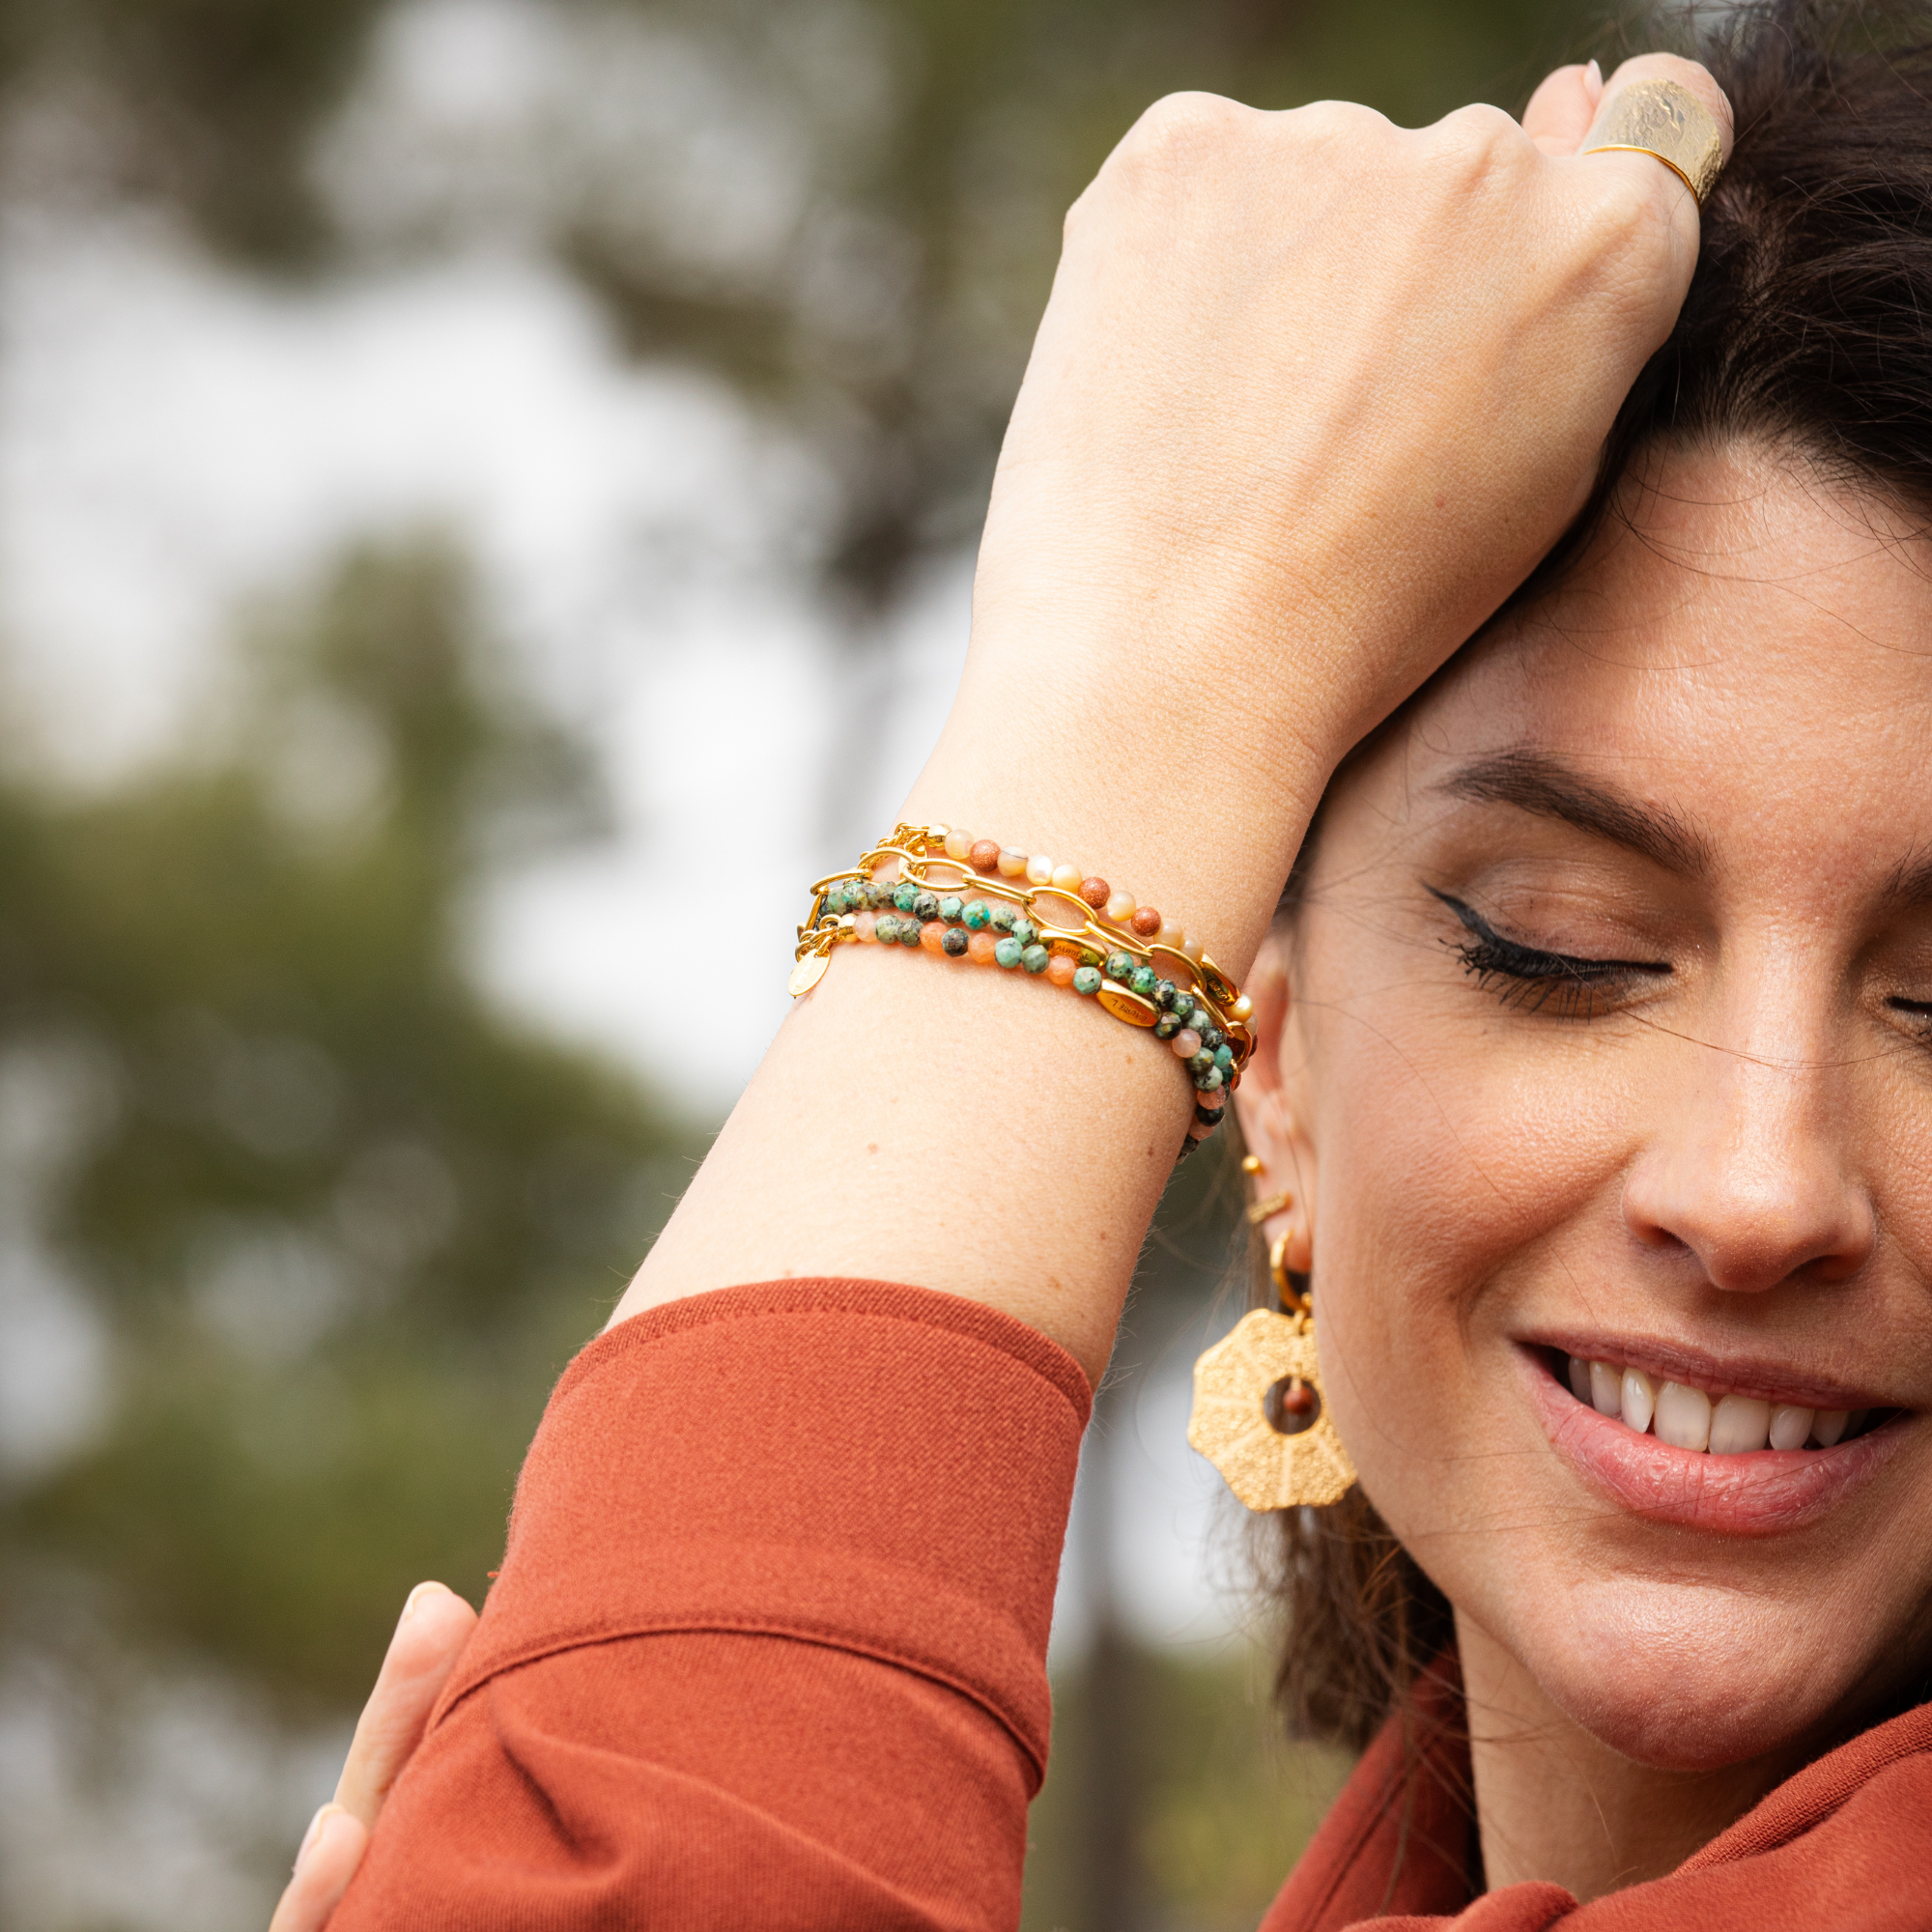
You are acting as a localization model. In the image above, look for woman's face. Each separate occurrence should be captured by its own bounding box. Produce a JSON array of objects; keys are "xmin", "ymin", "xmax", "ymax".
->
[{"xmin": 1260, "ymin": 443, "xmax": 1932, "ymax": 1772}]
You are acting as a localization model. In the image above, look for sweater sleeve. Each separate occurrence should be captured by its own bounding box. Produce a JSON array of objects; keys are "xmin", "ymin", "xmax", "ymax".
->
[{"xmin": 328, "ymin": 1278, "xmax": 1093, "ymax": 1932}]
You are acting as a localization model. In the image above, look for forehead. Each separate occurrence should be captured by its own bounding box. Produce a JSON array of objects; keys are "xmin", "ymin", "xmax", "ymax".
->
[{"xmin": 1377, "ymin": 446, "xmax": 1932, "ymax": 852}]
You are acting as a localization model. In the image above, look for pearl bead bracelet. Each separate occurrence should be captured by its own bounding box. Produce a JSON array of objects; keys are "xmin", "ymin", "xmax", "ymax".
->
[{"xmin": 791, "ymin": 822, "xmax": 1253, "ymax": 1156}]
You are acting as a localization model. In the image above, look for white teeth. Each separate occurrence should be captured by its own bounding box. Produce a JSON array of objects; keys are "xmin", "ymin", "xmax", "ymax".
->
[
  {"xmin": 1656, "ymin": 1380, "xmax": 1713, "ymax": 1451},
  {"xmin": 1812, "ymin": 1409, "xmax": 1850, "ymax": 1447},
  {"xmin": 1589, "ymin": 1360, "xmax": 1622, "ymax": 1416},
  {"xmin": 1569, "ymin": 1355, "xmax": 1593, "ymax": 1404},
  {"xmin": 1709, "ymin": 1394, "xmax": 1771, "ymax": 1455},
  {"xmin": 1769, "ymin": 1405, "xmax": 1815, "ymax": 1451},
  {"xmin": 1621, "ymin": 1366, "xmax": 1657, "ymax": 1435}
]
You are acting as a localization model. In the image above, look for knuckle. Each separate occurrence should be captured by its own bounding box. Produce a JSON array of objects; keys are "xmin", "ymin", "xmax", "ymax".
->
[{"xmin": 1110, "ymin": 89, "xmax": 1252, "ymax": 181}]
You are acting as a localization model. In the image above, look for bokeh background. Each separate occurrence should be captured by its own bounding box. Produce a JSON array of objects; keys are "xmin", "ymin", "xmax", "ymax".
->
[{"xmin": 0, "ymin": 1, "xmax": 1606, "ymax": 1925}]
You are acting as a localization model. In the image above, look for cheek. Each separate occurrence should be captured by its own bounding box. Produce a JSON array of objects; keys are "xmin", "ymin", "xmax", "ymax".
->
[{"xmin": 1300, "ymin": 990, "xmax": 1642, "ymax": 1560}]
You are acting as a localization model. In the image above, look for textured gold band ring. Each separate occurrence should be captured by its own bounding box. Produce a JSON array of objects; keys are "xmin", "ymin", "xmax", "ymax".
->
[{"xmin": 1581, "ymin": 78, "xmax": 1724, "ymax": 203}]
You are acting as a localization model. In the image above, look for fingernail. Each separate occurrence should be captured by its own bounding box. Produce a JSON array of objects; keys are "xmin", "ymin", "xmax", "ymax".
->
[
  {"xmin": 295, "ymin": 1802, "xmax": 340, "ymax": 1875},
  {"xmin": 1584, "ymin": 58, "xmax": 1604, "ymax": 100},
  {"xmin": 401, "ymin": 1580, "xmax": 444, "ymax": 1623}
]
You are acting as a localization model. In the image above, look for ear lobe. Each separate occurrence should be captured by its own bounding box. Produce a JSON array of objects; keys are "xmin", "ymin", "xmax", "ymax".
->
[{"xmin": 1230, "ymin": 936, "xmax": 1319, "ymax": 1267}]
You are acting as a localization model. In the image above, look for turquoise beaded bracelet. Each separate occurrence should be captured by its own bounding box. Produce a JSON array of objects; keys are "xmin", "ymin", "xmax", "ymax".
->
[{"xmin": 791, "ymin": 822, "xmax": 1251, "ymax": 1154}]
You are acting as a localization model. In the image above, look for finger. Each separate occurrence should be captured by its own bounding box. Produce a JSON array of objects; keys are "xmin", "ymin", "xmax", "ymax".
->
[
  {"xmin": 1567, "ymin": 51, "xmax": 1735, "ymax": 167},
  {"xmin": 1522, "ymin": 60, "xmax": 1604, "ymax": 155},
  {"xmin": 332, "ymin": 1581, "xmax": 478, "ymax": 1828},
  {"xmin": 268, "ymin": 1804, "xmax": 369, "ymax": 1932}
]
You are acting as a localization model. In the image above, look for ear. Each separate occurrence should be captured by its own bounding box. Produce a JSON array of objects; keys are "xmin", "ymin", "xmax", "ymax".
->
[{"xmin": 1232, "ymin": 930, "xmax": 1319, "ymax": 1271}]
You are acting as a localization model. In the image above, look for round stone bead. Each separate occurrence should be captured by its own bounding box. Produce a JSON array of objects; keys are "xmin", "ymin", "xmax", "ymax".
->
[
  {"xmin": 939, "ymin": 895, "xmax": 964, "ymax": 923},
  {"xmin": 1187, "ymin": 1049, "xmax": 1214, "ymax": 1077},
  {"xmin": 921, "ymin": 921, "xmax": 949, "ymax": 955},
  {"xmin": 1172, "ymin": 1029, "xmax": 1203, "ymax": 1060},
  {"xmin": 1026, "ymin": 855, "xmax": 1055, "ymax": 886},
  {"xmin": 1152, "ymin": 980, "xmax": 1178, "ymax": 1010},
  {"xmin": 1130, "ymin": 906, "xmax": 1163, "ymax": 939},
  {"xmin": 1020, "ymin": 944, "xmax": 1051, "ymax": 975},
  {"xmin": 1153, "ymin": 1013, "xmax": 1181, "ymax": 1039},
  {"xmin": 1105, "ymin": 951, "xmax": 1135, "ymax": 981},
  {"xmin": 1194, "ymin": 1085, "xmax": 1226, "ymax": 1114},
  {"xmin": 990, "ymin": 903, "xmax": 1018, "ymax": 933},
  {"xmin": 1072, "ymin": 964, "xmax": 1102, "ymax": 995},
  {"xmin": 1105, "ymin": 889, "xmax": 1136, "ymax": 924},
  {"xmin": 874, "ymin": 914, "xmax": 900, "ymax": 944},
  {"xmin": 963, "ymin": 899, "xmax": 992, "ymax": 930},
  {"xmin": 894, "ymin": 884, "xmax": 919, "ymax": 913},
  {"xmin": 1198, "ymin": 1025, "xmax": 1225, "ymax": 1053},
  {"xmin": 998, "ymin": 848, "xmax": 1028, "ymax": 878},
  {"xmin": 1181, "ymin": 935, "xmax": 1206, "ymax": 964},
  {"xmin": 825, "ymin": 885, "xmax": 848, "ymax": 915},
  {"xmin": 1051, "ymin": 863, "xmax": 1083, "ymax": 893},
  {"xmin": 994, "ymin": 936, "xmax": 1024, "ymax": 969},
  {"xmin": 1080, "ymin": 876, "xmax": 1110, "ymax": 909},
  {"xmin": 913, "ymin": 891, "xmax": 941, "ymax": 923},
  {"xmin": 1128, "ymin": 965, "xmax": 1158, "ymax": 998},
  {"xmin": 1009, "ymin": 918, "xmax": 1037, "ymax": 948},
  {"xmin": 968, "ymin": 929, "xmax": 1000, "ymax": 965},
  {"xmin": 941, "ymin": 926, "xmax": 971, "ymax": 957},
  {"xmin": 1187, "ymin": 1117, "xmax": 1216, "ymax": 1141},
  {"xmin": 1194, "ymin": 1065, "xmax": 1225, "ymax": 1092},
  {"xmin": 969, "ymin": 838, "xmax": 1002, "ymax": 873},
  {"xmin": 899, "ymin": 919, "xmax": 923, "ymax": 947},
  {"xmin": 1158, "ymin": 915, "xmax": 1185, "ymax": 948},
  {"xmin": 855, "ymin": 911, "xmax": 878, "ymax": 942},
  {"xmin": 1213, "ymin": 1044, "xmax": 1236, "ymax": 1070},
  {"xmin": 1046, "ymin": 952, "xmax": 1077, "ymax": 987},
  {"xmin": 944, "ymin": 828, "xmax": 974, "ymax": 861},
  {"xmin": 1170, "ymin": 992, "xmax": 1197, "ymax": 1024}
]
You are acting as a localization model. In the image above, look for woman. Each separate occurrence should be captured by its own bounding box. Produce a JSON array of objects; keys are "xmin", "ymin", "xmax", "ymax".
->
[{"xmin": 273, "ymin": 3, "xmax": 1932, "ymax": 1924}]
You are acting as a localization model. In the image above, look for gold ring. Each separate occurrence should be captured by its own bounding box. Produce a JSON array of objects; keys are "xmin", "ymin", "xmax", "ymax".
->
[{"xmin": 1581, "ymin": 78, "xmax": 1724, "ymax": 203}]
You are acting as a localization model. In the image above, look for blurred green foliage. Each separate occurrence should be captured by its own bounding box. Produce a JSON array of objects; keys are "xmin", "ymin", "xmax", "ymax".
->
[{"xmin": 2, "ymin": 543, "xmax": 683, "ymax": 1719}]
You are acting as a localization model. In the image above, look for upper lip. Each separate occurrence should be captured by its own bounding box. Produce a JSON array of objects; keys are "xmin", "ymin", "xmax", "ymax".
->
[{"xmin": 1518, "ymin": 1329, "xmax": 1904, "ymax": 1414}]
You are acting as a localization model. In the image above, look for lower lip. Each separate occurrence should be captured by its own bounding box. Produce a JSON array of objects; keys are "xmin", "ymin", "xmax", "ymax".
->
[{"xmin": 1519, "ymin": 1348, "xmax": 1904, "ymax": 1535}]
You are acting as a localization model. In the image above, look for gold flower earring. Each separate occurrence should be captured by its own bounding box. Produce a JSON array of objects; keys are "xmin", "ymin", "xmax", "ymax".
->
[{"xmin": 1187, "ymin": 1154, "xmax": 1356, "ymax": 1510}]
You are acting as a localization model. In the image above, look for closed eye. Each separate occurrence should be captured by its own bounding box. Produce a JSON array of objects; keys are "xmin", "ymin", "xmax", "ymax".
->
[{"xmin": 1428, "ymin": 889, "xmax": 1672, "ymax": 1018}]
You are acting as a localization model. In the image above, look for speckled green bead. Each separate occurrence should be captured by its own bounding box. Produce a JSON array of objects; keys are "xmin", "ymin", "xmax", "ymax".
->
[
  {"xmin": 942, "ymin": 926, "xmax": 970, "ymax": 957},
  {"xmin": 913, "ymin": 891, "xmax": 942, "ymax": 923},
  {"xmin": 994, "ymin": 935, "xmax": 1024, "ymax": 969},
  {"xmin": 824, "ymin": 885, "xmax": 848, "ymax": 915},
  {"xmin": 1010, "ymin": 918, "xmax": 1037, "ymax": 948},
  {"xmin": 1170, "ymin": 992, "xmax": 1198, "ymax": 1024},
  {"xmin": 1072, "ymin": 964, "xmax": 1102, "ymax": 995},
  {"xmin": 1105, "ymin": 950, "xmax": 1135, "ymax": 981},
  {"xmin": 900, "ymin": 919, "xmax": 924, "ymax": 947},
  {"xmin": 1194, "ymin": 1065, "xmax": 1225, "ymax": 1092},
  {"xmin": 939, "ymin": 895, "xmax": 964, "ymax": 923},
  {"xmin": 1153, "ymin": 980, "xmax": 1179, "ymax": 1010},
  {"xmin": 1199, "ymin": 1024, "xmax": 1226, "ymax": 1053},
  {"xmin": 874, "ymin": 914, "xmax": 900, "ymax": 943},
  {"xmin": 1128, "ymin": 965, "xmax": 1158, "ymax": 998},
  {"xmin": 1187, "ymin": 1049, "xmax": 1215, "ymax": 1077},
  {"xmin": 894, "ymin": 883, "xmax": 919, "ymax": 913},
  {"xmin": 1021, "ymin": 944, "xmax": 1050, "ymax": 975},
  {"xmin": 1153, "ymin": 1012, "xmax": 1182, "ymax": 1039},
  {"xmin": 962, "ymin": 899, "xmax": 992, "ymax": 930},
  {"xmin": 990, "ymin": 903, "xmax": 1018, "ymax": 934},
  {"xmin": 1213, "ymin": 1043, "xmax": 1235, "ymax": 1070}
]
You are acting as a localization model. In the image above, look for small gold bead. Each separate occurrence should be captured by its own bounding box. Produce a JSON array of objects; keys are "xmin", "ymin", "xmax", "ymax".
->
[{"xmin": 1240, "ymin": 1154, "xmax": 1263, "ymax": 1175}]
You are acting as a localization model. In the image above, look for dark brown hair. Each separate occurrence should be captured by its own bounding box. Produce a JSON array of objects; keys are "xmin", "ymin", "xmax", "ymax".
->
[{"xmin": 1268, "ymin": 0, "xmax": 1932, "ymax": 1755}]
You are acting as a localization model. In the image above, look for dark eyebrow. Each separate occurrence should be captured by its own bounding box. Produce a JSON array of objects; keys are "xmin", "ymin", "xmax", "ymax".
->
[
  {"xmin": 1435, "ymin": 751, "xmax": 1710, "ymax": 876},
  {"xmin": 1881, "ymin": 851, "xmax": 1932, "ymax": 913}
]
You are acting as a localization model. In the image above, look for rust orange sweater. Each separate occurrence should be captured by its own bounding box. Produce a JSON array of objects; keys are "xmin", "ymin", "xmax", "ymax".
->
[{"xmin": 331, "ymin": 1280, "xmax": 1932, "ymax": 1930}]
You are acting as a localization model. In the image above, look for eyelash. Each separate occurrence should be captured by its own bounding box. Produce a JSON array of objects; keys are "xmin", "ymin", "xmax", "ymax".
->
[{"xmin": 1429, "ymin": 890, "xmax": 1671, "ymax": 1018}]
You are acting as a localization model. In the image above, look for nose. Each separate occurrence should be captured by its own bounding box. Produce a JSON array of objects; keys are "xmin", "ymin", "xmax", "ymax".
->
[{"xmin": 1620, "ymin": 1043, "xmax": 1876, "ymax": 1293}]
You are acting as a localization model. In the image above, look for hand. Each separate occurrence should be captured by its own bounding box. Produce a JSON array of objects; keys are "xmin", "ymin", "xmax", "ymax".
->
[
  {"xmin": 268, "ymin": 1582, "xmax": 477, "ymax": 1932},
  {"xmin": 913, "ymin": 55, "xmax": 1735, "ymax": 962}
]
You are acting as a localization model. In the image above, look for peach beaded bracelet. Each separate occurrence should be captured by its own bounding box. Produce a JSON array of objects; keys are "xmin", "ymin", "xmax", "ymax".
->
[{"xmin": 791, "ymin": 822, "xmax": 1253, "ymax": 1155}]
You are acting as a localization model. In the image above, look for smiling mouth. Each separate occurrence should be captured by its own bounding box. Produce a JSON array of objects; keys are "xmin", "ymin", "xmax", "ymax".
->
[{"xmin": 1554, "ymin": 1350, "xmax": 1891, "ymax": 1455}]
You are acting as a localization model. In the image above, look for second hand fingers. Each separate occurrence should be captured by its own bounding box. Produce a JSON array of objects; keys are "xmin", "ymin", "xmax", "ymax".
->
[
  {"xmin": 332, "ymin": 1581, "xmax": 478, "ymax": 1828},
  {"xmin": 267, "ymin": 1805, "xmax": 369, "ymax": 1932}
]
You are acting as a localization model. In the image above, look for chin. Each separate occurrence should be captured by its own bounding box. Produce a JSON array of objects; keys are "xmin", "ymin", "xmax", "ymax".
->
[{"xmin": 1511, "ymin": 1577, "xmax": 1852, "ymax": 1772}]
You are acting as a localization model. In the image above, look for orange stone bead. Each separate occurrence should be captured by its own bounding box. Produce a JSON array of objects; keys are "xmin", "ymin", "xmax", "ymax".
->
[
  {"xmin": 967, "ymin": 929, "xmax": 1000, "ymax": 965},
  {"xmin": 969, "ymin": 838, "xmax": 1002, "ymax": 873},
  {"xmin": 1130, "ymin": 906, "xmax": 1163, "ymax": 938},
  {"xmin": 920, "ymin": 920, "xmax": 948, "ymax": 955},
  {"xmin": 1079, "ymin": 876, "xmax": 1110, "ymax": 909},
  {"xmin": 1045, "ymin": 952, "xmax": 1077, "ymax": 987}
]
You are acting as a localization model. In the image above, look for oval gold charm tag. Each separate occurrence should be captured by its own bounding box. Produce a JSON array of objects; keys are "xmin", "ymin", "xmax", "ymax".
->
[
  {"xmin": 1188, "ymin": 1308, "xmax": 1356, "ymax": 1510},
  {"xmin": 787, "ymin": 952, "xmax": 830, "ymax": 998},
  {"xmin": 1095, "ymin": 980, "xmax": 1158, "ymax": 1026}
]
